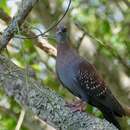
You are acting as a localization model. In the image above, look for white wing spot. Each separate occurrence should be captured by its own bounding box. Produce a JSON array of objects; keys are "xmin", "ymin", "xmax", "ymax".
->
[{"xmin": 96, "ymin": 87, "xmax": 107, "ymax": 96}]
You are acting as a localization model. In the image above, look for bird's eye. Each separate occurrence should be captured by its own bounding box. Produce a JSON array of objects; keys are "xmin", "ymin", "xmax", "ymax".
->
[
  {"xmin": 62, "ymin": 27, "xmax": 67, "ymax": 33},
  {"xmin": 57, "ymin": 25, "xmax": 67, "ymax": 34}
]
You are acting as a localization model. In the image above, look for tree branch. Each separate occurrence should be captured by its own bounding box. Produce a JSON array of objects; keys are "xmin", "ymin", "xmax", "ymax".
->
[
  {"xmin": 75, "ymin": 22, "xmax": 130, "ymax": 71},
  {"xmin": 0, "ymin": 0, "xmax": 38, "ymax": 51},
  {"xmin": 0, "ymin": 55, "xmax": 117, "ymax": 130},
  {"xmin": 0, "ymin": 8, "xmax": 57, "ymax": 58}
]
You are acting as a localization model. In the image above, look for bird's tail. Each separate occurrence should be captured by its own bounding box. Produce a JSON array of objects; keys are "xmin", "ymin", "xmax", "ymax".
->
[
  {"xmin": 95, "ymin": 92, "xmax": 125, "ymax": 130},
  {"xmin": 105, "ymin": 94, "xmax": 125, "ymax": 130},
  {"xmin": 102, "ymin": 111, "xmax": 121, "ymax": 130}
]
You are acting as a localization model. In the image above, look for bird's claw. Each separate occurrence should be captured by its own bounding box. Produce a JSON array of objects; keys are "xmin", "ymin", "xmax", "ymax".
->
[{"xmin": 65, "ymin": 100, "xmax": 86, "ymax": 112}]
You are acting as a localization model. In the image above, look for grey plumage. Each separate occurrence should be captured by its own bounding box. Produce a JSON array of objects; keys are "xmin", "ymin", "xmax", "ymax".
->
[{"xmin": 56, "ymin": 26, "xmax": 125, "ymax": 130}]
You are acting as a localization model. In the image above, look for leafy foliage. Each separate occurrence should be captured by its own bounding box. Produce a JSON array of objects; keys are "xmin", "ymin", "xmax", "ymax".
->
[{"xmin": 0, "ymin": 0, "xmax": 130, "ymax": 129}]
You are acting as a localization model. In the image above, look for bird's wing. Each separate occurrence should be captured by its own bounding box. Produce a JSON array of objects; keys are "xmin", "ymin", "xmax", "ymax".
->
[
  {"xmin": 77, "ymin": 60, "xmax": 125, "ymax": 117},
  {"xmin": 77, "ymin": 60, "xmax": 107, "ymax": 98}
]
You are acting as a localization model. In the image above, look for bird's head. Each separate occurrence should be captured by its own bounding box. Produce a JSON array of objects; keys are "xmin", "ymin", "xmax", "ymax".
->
[{"xmin": 56, "ymin": 25, "xmax": 68, "ymax": 43}]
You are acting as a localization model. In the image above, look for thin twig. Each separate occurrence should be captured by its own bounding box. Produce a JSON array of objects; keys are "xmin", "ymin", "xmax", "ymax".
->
[
  {"xmin": 0, "ymin": 8, "xmax": 57, "ymax": 58},
  {"xmin": 75, "ymin": 22, "xmax": 130, "ymax": 70},
  {"xmin": 76, "ymin": 32, "xmax": 86, "ymax": 50},
  {"xmin": 14, "ymin": 0, "xmax": 72, "ymax": 39},
  {"xmin": 15, "ymin": 109, "xmax": 26, "ymax": 130}
]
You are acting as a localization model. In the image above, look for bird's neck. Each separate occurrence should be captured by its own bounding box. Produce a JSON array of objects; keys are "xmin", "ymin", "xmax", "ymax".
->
[
  {"xmin": 56, "ymin": 41, "xmax": 82, "ymax": 70},
  {"xmin": 57, "ymin": 41, "xmax": 71, "ymax": 56},
  {"xmin": 56, "ymin": 41, "xmax": 80, "ymax": 65}
]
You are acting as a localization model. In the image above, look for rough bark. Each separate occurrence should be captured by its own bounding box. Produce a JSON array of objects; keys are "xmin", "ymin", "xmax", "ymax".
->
[{"xmin": 0, "ymin": 55, "xmax": 117, "ymax": 130}]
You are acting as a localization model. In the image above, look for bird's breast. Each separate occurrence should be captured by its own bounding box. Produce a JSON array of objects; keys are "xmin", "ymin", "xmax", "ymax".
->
[{"xmin": 56, "ymin": 52, "xmax": 79, "ymax": 88}]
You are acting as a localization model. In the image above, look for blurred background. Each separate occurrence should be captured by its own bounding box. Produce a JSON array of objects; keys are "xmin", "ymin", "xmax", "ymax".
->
[{"xmin": 0, "ymin": 0, "xmax": 130, "ymax": 130}]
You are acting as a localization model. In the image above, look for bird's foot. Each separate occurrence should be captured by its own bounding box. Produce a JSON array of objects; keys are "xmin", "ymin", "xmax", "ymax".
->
[{"xmin": 65, "ymin": 100, "xmax": 86, "ymax": 112}]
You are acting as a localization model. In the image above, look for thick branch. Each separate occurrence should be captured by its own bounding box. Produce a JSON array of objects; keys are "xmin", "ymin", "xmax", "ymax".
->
[
  {"xmin": 0, "ymin": 8, "xmax": 57, "ymax": 58},
  {"xmin": 0, "ymin": 55, "xmax": 117, "ymax": 130},
  {"xmin": 0, "ymin": 0, "xmax": 38, "ymax": 50}
]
